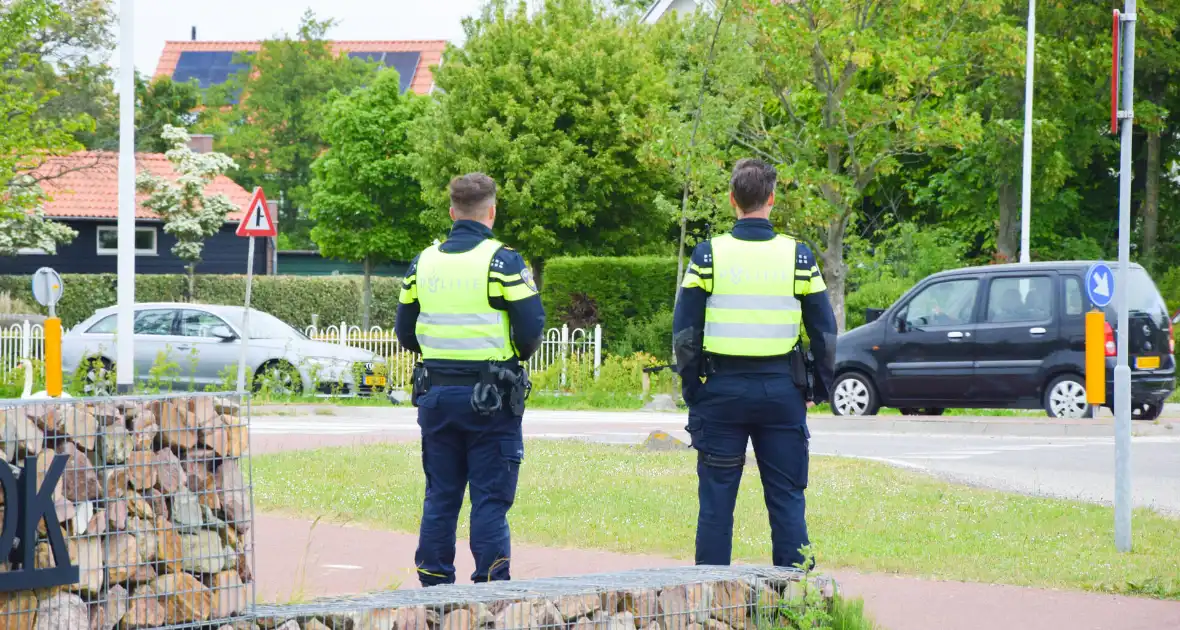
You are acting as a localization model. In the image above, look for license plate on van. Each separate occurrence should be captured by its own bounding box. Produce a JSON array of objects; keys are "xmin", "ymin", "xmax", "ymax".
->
[{"xmin": 1136, "ymin": 356, "xmax": 1161, "ymax": 370}]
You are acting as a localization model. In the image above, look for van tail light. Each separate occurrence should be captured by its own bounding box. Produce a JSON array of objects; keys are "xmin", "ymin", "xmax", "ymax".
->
[
  {"xmin": 1104, "ymin": 322, "xmax": 1116, "ymax": 357},
  {"xmin": 1170, "ymin": 319, "xmax": 1175, "ymax": 355}
]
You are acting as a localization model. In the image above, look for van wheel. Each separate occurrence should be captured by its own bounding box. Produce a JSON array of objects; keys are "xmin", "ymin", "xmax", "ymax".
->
[
  {"xmin": 899, "ymin": 408, "xmax": 945, "ymax": 416},
  {"xmin": 1044, "ymin": 375, "xmax": 1094, "ymax": 419},
  {"xmin": 832, "ymin": 372, "xmax": 880, "ymax": 417}
]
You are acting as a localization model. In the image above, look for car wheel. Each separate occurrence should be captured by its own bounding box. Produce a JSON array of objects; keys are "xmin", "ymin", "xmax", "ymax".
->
[
  {"xmin": 81, "ymin": 357, "xmax": 115, "ymax": 397},
  {"xmin": 1133, "ymin": 402, "xmax": 1164, "ymax": 421},
  {"xmin": 899, "ymin": 408, "xmax": 945, "ymax": 416},
  {"xmin": 1044, "ymin": 375, "xmax": 1094, "ymax": 419},
  {"xmin": 832, "ymin": 372, "xmax": 880, "ymax": 417},
  {"xmin": 254, "ymin": 360, "xmax": 303, "ymax": 396}
]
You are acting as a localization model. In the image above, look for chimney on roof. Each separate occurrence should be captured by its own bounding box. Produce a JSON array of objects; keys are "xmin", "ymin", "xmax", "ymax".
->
[
  {"xmin": 188, "ymin": 134, "xmax": 213, "ymax": 154},
  {"xmin": 191, "ymin": 26, "xmax": 197, "ymax": 41}
]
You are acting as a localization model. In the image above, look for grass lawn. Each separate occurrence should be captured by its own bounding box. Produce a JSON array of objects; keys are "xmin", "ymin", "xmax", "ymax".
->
[{"xmin": 254, "ymin": 441, "xmax": 1180, "ymax": 600}]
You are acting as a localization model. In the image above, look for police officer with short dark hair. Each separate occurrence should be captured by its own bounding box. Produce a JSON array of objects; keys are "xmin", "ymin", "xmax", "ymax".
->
[
  {"xmin": 673, "ymin": 158, "xmax": 836, "ymax": 569},
  {"xmin": 395, "ymin": 172, "xmax": 545, "ymax": 586}
]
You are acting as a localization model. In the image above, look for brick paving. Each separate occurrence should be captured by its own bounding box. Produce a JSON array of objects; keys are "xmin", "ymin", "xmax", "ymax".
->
[{"xmin": 254, "ymin": 514, "xmax": 1180, "ymax": 630}]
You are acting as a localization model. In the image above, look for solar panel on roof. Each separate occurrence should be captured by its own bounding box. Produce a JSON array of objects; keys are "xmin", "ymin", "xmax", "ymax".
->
[
  {"xmin": 386, "ymin": 52, "xmax": 421, "ymax": 93},
  {"xmin": 172, "ymin": 51, "xmax": 250, "ymax": 90},
  {"xmin": 347, "ymin": 51, "xmax": 421, "ymax": 93}
]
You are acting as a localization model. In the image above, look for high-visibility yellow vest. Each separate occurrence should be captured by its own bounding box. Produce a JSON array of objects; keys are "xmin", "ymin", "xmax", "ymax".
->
[
  {"xmin": 414, "ymin": 239, "xmax": 514, "ymax": 361},
  {"xmin": 703, "ymin": 233, "xmax": 803, "ymax": 356}
]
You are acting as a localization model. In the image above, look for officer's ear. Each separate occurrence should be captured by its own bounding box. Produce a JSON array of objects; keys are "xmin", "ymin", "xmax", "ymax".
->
[
  {"xmin": 449, "ymin": 207, "xmax": 458, "ymax": 222},
  {"xmin": 766, "ymin": 190, "xmax": 775, "ymax": 210},
  {"xmin": 488, "ymin": 204, "xmax": 496, "ymax": 223},
  {"xmin": 729, "ymin": 191, "xmax": 741, "ymax": 215}
]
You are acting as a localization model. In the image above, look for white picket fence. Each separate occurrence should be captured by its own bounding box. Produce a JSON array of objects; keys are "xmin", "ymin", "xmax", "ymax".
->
[
  {"xmin": 0, "ymin": 321, "xmax": 45, "ymax": 378},
  {"xmin": 0, "ymin": 317, "xmax": 601, "ymax": 391},
  {"xmin": 305, "ymin": 320, "xmax": 603, "ymax": 389}
]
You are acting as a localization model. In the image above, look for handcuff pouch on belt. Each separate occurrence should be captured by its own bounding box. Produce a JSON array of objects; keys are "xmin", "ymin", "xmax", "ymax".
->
[
  {"xmin": 471, "ymin": 363, "xmax": 531, "ymax": 416},
  {"xmin": 411, "ymin": 362, "xmax": 429, "ymax": 407}
]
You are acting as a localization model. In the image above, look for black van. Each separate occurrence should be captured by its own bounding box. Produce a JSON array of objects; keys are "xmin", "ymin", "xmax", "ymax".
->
[{"xmin": 832, "ymin": 261, "xmax": 1175, "ymax": 419}]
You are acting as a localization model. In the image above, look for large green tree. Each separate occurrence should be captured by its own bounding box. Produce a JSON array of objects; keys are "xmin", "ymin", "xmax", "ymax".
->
[
  {"xmin": 201, "ymin": 10, "xmax": 377, "ymax": 250},
  {"xmin": 739, "ymin": 0, "xmax": 1010, "ymax": 329},
  {"xmin": 410, "ymin": 0, "xmax": 678, "ymax": 288},
  {"xmin": 912, "ymin": 0, "xmax": 1110, "ymax": 264},
  {"xmin": 1128, "ymin": 0, "xmax": 1180, "ymax": 270},
  {"xmin": 136, "ymin": 74, "xmax": 202, "ymax": 153},
  {"xmin": 643, "ymin": 6, "xmax": 765, "ymax": 289},
  {"xmin": 0, "ymin": 0, "xmax": 86, "ymax": 255},
  {"xmin": 6, "ymin": 0, "xmax": 118, "ymax": 150},
  {"xmin": 309, "ymin": 69, "xmax": 432, "ymax": 328}
]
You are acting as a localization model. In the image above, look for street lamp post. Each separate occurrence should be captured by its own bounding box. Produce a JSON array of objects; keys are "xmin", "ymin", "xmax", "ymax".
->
[
  {"xmin": 1114, "ymin": 0, "xmax": 1137, "ymax": 554},
  {"xmin": 1019, "ymin": 0, "xmax": 1035, "ymax": 264},
  {"xmin": 116, "ymin": 0, "xmax": 136, "ymax": 392}
]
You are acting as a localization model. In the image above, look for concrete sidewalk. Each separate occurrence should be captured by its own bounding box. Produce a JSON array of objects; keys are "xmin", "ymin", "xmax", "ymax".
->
[
  {"xmin": 252, "ymin": 404, "xmax": 1180, "ymax": 438},
  {"xmin": 253, "ymin": 514, "xmax": 1180, "ymax": 630}
]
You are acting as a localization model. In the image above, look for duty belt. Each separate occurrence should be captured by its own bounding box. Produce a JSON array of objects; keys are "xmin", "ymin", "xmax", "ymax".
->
[{"xmin": 704, "ymin": 353, "xmax": 794, "ymax": 375}]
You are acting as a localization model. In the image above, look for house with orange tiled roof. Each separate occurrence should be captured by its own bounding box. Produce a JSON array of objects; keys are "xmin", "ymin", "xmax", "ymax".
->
[
  {"xmin": 0, "ymin": 140, "xmax": 269, "ymax": 277},
  {"xmin": 153, "ymin": 37, "xmax": 447, "ymax": 96}
]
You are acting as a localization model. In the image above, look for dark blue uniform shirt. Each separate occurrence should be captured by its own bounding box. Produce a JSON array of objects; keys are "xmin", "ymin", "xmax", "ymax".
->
[
  {"xmin": 396, "ymin": 220, "xmax": 546, "ymax": 373},
  {"xmin": 672, "ymin": 218, "xmax": 837, "ymax": 399}
]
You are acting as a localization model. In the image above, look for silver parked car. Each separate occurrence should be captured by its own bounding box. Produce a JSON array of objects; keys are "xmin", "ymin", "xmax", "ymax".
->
[{"xmin": 62, "ymin": 303, "xmax": 386, "ymax": 396}]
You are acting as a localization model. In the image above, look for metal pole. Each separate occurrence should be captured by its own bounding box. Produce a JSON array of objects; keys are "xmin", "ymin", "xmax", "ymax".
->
[
  {"xmin": 236, "ymin": 237, "xmax": 256, "ymax": 393},
  {"xmin": 1114, "ymin": 0, "xmax": 1136, "ymax": 553},
  {"xmin": 116, "ymin": 0, "xmax": 136, "ymax": 392},
  {"xmin": 1019, "ymin": 0, "xmax": 1035, "ymax": 264}
]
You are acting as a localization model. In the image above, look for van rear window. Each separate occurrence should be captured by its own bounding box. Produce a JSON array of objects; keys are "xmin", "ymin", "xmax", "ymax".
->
[{"xmin": 1099, "ymin": 268, "xmax": 1168, "ymax": 321}]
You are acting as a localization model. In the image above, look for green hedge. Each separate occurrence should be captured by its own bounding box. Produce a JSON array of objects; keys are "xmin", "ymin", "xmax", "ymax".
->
[
  {"xmin": 0, "ymin": 274, "xmax": 401, "ymax": 330},
  {"xmin": 541, "ymin": 256, "xmax": 678, "ymax": 352}
]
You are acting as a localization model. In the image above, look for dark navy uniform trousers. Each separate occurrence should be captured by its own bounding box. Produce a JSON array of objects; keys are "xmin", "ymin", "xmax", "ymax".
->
[
  {"xmin": 686, "ymin": 372, "xmax": 811, "ymax": 568},
  {"xmin": 414, "ymin": 385, "xmax": 524, "ymax": 586}
]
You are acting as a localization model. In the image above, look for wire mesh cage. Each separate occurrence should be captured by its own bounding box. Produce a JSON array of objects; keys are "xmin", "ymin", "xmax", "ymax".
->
[
  {"xmin": 0, "ymin": 392, "xmax": 254, "ymax": 630},
  {"xmin": 253, "ymin": 566, "xmax": 835, "ymax": 630}
]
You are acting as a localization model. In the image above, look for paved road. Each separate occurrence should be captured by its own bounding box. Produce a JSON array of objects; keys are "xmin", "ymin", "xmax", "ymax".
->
[{"xmin": 250, "ymin": 407, "xmax": 1180, "ymax": 514}]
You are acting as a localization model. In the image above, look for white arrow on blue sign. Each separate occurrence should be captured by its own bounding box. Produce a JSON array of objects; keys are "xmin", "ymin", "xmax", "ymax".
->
[{"xmin": 1085, "ymin": 262, "xmax": 1114, "ymax": 308}]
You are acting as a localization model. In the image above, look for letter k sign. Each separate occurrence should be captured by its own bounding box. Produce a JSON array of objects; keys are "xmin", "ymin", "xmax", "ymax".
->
[{"xmin": 0, "ymin": 454, "xmax": 80, "ymax": 592}]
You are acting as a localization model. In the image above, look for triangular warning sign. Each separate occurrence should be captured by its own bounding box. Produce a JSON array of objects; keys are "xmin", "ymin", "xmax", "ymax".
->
[{"xmin": 236, "ymin": 187, "xmax": 277, "ymax": 238}]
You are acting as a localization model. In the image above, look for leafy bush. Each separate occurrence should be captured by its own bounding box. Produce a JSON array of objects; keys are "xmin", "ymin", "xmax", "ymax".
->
[
  {"xmin": 844, "ymin": 222, "xmax": 968, "ymax": 329},
  {"xmin": 0, "ymin": 291, "xmax": 35, "ymax": 315},
  {"xmin": 1156, "ymin": 267, "xmax": 1180, "ymax": 315},
  {"xmin": 0, "ymin": 274, "xmax": 401, "ymax": 329},
  {"xmin": 610, "ymin": 308, "xmax": 674, "ymax": 360},
  {"xmin": 531, "ymin": 351, "xmax": 677, "ymax": 400},
  {"xmin": 542, "ymin": 256, "xmax": 677, "ymax": 337}
]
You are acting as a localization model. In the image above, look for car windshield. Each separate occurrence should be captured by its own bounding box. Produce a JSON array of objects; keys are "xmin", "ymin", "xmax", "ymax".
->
[{"xmin": 222, "ymin": 309, "xmax": 308, "ymax": 340}]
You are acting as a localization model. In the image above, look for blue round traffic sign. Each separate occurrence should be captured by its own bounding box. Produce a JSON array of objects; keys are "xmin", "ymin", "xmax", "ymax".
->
[{"xmin": 1085, "ymin": 262, "xmax": 1114, "ymax": 308}]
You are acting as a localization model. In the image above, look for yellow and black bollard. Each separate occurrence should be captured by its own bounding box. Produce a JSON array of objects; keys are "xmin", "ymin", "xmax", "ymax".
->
[
  {"xmin": 1085, "ymin": 309, "xmax": 1106, "ymax": 405},
  {"xmin": 44, "ymin": 316, "xmax": 62, "ymax": 397}
]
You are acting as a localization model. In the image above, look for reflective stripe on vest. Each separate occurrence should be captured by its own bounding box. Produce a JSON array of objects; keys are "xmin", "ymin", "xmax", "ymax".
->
[
  {"xmin": 415, "ymin": 238, "xmax": 514, "ymax": 361},
  {"xmin": 703, "ymin": 233, "xmax": 802, "ymax": 356}
]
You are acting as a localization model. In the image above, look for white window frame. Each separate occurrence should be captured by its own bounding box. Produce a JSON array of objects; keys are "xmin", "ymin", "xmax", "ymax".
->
[{"xmin": 96, "ymin": 225, "xmax": 157, "ymax": 256}]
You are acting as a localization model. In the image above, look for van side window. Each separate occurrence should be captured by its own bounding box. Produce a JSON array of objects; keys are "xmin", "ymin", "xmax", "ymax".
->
[
  {"xmin": 986, "ymin": 276, "xmax": 1053, "ymax": 323},
  {"xmin": 1064, "ymin": 276, "xmax": 1084, "ymax": 316}
]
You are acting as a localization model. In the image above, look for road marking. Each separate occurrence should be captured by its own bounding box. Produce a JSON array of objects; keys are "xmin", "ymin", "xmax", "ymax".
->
[{"xmin": 322, "ymin": 564, "xmax": 363, "ymax": 570}]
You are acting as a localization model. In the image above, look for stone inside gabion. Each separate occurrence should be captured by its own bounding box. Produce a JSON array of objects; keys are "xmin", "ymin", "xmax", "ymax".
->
[
  {"xmin": 252, "ymin": 567, "xmax": 835, "ymax": 630},
  {"xmin": 0, "ymin": 395, "xmax": 253, "ymax": 630}
]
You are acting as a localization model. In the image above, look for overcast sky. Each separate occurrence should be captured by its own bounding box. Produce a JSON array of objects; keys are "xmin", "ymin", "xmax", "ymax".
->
[{"xmin": 111, "ymin": 0, "xmax": 490, "ymax": 76}]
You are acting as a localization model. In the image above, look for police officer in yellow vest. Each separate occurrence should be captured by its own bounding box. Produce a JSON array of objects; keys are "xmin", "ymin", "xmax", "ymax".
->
[
  {"xmin": 673, "ymin": 159, "xmax": 836, "ymax": 569},
  {"xmin": 395, "ymin": 173, "xmax": 546, "ymax": 586}
]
